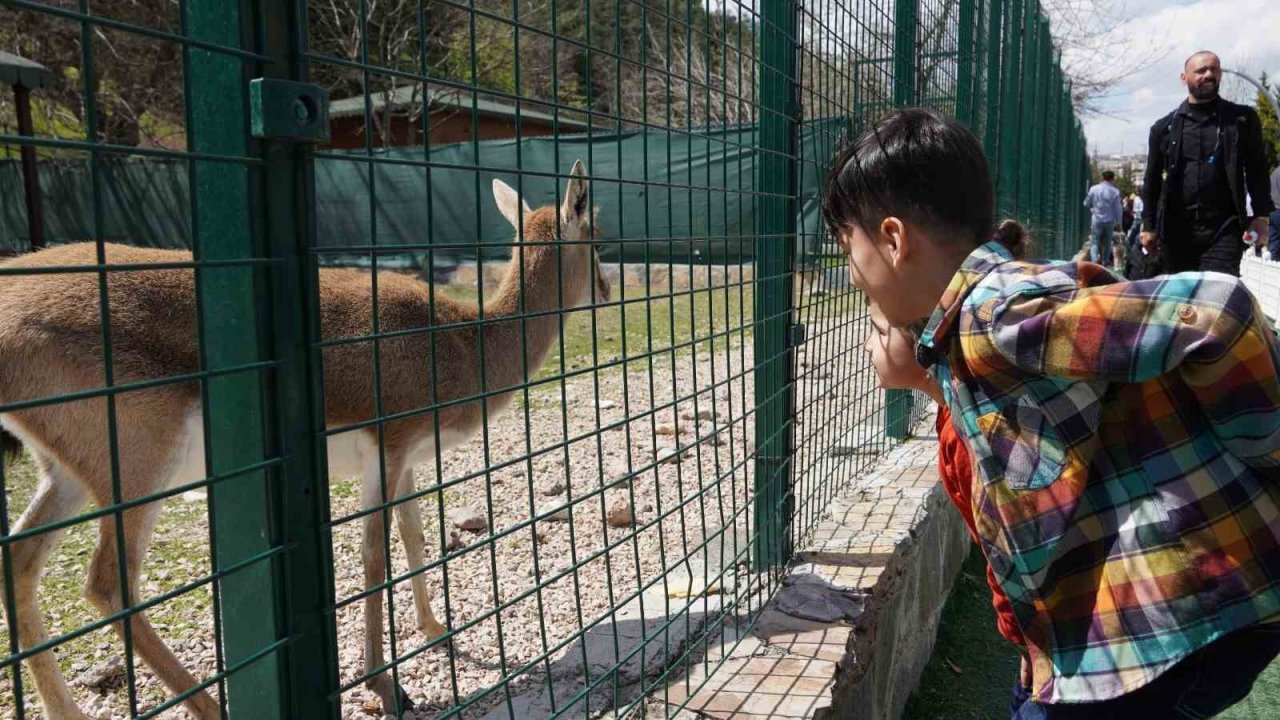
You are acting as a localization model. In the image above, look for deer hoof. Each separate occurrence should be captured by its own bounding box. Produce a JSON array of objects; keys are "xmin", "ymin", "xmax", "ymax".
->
[{"xmin": 419, "ymin": 616, "xmax": 448, "ymax": 641}]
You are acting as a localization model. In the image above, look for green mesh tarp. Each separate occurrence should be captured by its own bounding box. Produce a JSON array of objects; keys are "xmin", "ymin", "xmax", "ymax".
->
[{"xmin": 0, "ymin": 118, "xmax": 847, "ymax": 266}]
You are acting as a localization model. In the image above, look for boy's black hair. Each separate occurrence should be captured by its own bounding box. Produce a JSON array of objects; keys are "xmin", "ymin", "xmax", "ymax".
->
[
  {"xmin": 1102, "ymin": 170, "xmax": 1115, "ymax": 181},
  {"xmin": 822, "ymin": 109, "xmax": 994, "ymax": 249}
]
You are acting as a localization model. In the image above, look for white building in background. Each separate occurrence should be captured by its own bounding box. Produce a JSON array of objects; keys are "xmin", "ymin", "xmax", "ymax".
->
[{"xmin": 1096, "ymin": 154, "xmax": 1147, "ymax": 190}]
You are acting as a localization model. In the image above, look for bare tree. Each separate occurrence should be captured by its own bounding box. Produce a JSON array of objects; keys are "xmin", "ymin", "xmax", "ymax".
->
[
  {"xmin": 1043, "ymin": 0, "xmax": 1168, "ymax": 116},
  {"xmin": 636, "ymin": 16, "xmax": 757, "ymax": 127}
]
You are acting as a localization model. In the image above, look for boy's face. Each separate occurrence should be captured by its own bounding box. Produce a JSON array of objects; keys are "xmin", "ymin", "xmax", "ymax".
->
[
  {"xmin": 864, "ymin": 302, "xmax": 931, "ymax": 391},
  {"xmin": 838, "ymin": 219, "xmax": 934, "ymax": 327}
]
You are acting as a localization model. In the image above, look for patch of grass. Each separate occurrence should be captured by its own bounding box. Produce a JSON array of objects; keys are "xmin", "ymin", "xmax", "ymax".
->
[
  {"xmin": 437, "ymin": 282, "xmax": 756, "ymax": 390},
  {"xmin": 0, "ymin": 452, "xmax": 215, "ymax": 708},
  {"xmin": 903, "ymin": 547, "xmax": 1020, "ymax": 720},
  {"xmin": 540, "ymin": 285, "xmax": 754, "ymax": 383}
]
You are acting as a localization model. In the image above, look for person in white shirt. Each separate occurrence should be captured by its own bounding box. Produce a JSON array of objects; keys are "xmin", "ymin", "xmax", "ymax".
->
[{"xmin": 1126, "ymin": 193, "xmax": 1144, "ymax": 251}]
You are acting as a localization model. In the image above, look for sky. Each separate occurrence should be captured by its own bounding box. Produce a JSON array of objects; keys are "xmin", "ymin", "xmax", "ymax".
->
[{"xmin": 1056, "ymin": 0, "xmax": 1280, "ymax": 156}]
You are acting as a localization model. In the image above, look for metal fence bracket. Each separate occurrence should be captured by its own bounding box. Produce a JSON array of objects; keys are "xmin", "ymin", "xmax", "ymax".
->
[{"xmin": 249, "ymin": 78, "xmax": 330, "ymax": 143}]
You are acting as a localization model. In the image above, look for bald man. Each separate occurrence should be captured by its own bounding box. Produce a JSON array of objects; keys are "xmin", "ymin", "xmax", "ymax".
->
[{"xmin": 1139, "ymin": 51, "xmax": 1274, "ymax": 275}]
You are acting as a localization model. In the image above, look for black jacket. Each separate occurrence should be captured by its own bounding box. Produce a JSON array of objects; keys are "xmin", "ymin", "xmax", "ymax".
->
[{"xmin": 1140, "ymin": 98, "xmax": 1275, "ymax": 237}]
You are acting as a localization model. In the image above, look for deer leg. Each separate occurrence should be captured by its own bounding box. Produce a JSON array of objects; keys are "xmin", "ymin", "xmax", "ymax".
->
[
  {"xmin": 392, "ymin": 467, "xmax": 446, "ymax": 640},
  {"xmin": 3, "ymin": 454, "xmax": 92, "ymax": 720},
  {"xmin": 362, "ymin": 460, "xmax": 413, "ymax": 717},
  {"xmin": 84, "ymin": 500, "xmax": 220, "ymax": 720}
]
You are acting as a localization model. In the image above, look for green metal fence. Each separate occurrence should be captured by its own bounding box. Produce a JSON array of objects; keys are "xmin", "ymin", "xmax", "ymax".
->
[{"xmin": 0, "ymin": 0, "xmax": 1085, "ymax": 718}]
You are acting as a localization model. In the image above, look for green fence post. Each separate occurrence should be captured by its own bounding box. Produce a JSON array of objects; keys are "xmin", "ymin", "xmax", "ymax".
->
[
  {"xmin": 974, "ymin": 0, "xmax": 990, "ymax": 136},
  {"xmin": 983, "ymin": 0, "xmax": 1005, "ymax": 160},
  {"xmin": 956, "ymin": 0, "xmax": 977, "ymax": 127},
  {"xmin": 256, "ymin": 2, "xmax": 342, "ymax": 718},
  {"xmin": 884, "ymin": 0, "xmax": 920, "ymax": 440},
  {"xmin": 1027, "ymin": 15, "xmax": 1049, "ymax": 233},
  {"xmin": 753, "ymin": 0, "xmax": 800, "ymax": 569},
  {"xmin": 1029, "ymin": 15, "xmax": 1044, "ymax": 228},
  {"xmin": 1049, "ymin": 58, "xmax": 1066, "ymax": 254},
  {"xmin": 996, "ymin": 0, "xmax": 1023, "ymax": 217},
  {"xmin": 893, "ymin": 0, "xmax": 919, "ymax": 107},
  {"xmin": 186, "ymin": 0, "xmax": 287, "ymax": 715},
  {"xmin": 1015, "ymin": 1, "xmax": 1039, "ymax": 220}
]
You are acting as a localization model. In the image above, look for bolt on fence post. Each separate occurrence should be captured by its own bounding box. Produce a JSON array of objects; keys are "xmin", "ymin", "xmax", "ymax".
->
[
  {"xmin": 186, "ymin": 0, "xmax": 286, "ymax": 715},
  {"xmin": 752, "ymin": 0, "xmax": 800, "ymax": 570},
  {"xmin": 884, "ymin": 0, "xmax": 919, "ymax": 442}
]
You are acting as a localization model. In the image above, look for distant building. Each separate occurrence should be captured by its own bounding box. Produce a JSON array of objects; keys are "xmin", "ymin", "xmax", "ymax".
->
[
  {"xmin": 324, "ymin": 84, "xmax": 593, "ymax": 149},
  {"xmin": 1096, "ymin": 153, "xmax": 1146, "ymax": 190}
]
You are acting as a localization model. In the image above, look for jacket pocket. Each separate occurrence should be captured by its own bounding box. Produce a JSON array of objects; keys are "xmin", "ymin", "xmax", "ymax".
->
[{"xmin": 976, "ymin": 395, "xmax": 1069, "ymax": 491}]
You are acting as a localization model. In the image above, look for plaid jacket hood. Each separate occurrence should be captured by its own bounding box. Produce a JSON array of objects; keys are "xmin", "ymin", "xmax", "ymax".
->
[{"xmin": 918, "ymin": 242, "xmax": 1280, "ymax": 703}]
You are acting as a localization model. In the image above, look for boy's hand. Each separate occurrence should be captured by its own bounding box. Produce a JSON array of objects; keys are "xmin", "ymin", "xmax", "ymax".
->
[{"xmin": 1020, "ymin": 653, "xmax": 1033, "ymax": 690}]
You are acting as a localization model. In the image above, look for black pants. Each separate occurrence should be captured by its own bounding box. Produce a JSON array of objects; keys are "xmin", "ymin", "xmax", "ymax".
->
[{"xmin": 1162, "ymin": 214, "xmax": 1241, "ymax": 275}]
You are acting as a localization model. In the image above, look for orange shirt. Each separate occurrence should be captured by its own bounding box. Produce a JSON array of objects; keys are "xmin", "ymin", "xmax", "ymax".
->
[{"xmin": 936, "ymin": 405, "xmax": 1025, "ymax": 647}]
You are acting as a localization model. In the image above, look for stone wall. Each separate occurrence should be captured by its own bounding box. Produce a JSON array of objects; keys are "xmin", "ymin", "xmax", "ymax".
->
[
  {"xmin": 819, "ymin": 452, "xmax": 972, "ymax": 719},
  {"xmin": 646, "ymin": 414, "xmax": 973, "ymax": 720}
]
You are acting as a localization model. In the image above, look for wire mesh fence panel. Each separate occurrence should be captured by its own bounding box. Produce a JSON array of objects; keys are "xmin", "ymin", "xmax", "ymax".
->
[
  {"xmin": 302, "ymin": 0, "xmax": 787, "ymax": 715},
  {"xmin": 0, "ymin": 0, "xmax": 1088, "ymax": 718},
  {"xmin": 0, "ymin": 2, "xmax": 314, "ymax": 720}
]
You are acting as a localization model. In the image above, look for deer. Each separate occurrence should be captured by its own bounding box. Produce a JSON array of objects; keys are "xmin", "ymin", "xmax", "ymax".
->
[{"xmin": 0, "ymin": 160, "xmax": 608, "ymax": 719}]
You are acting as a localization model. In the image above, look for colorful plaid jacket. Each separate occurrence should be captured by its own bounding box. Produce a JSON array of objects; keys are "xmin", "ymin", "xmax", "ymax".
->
[{"xmin": 916, "ymin": 241, "xmax": 1280, "ymax": 704}]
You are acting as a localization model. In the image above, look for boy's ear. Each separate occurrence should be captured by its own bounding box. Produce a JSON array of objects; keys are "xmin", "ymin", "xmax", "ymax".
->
[{"xmin": 879, "ymin": 217, "xmax": 909, "ymax": 267}]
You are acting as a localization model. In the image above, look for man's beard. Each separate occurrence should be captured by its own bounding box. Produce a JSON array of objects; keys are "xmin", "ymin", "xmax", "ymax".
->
[{"xmin": 1190, "ymin": 80, "xmax": 1219, "ymax": 101}]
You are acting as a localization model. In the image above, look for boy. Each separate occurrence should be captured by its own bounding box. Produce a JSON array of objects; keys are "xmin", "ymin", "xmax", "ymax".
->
[
  {"xmin": 862, "ymin": 221, "xmax": 1032, "ymax": 706},
  {"xmin": 825, "ymin": 109, "xmax": 1280, "ymax": 718},
  {"xmin": 863, "ymin": 297, "xmax": 1028, "ymax": 656}
]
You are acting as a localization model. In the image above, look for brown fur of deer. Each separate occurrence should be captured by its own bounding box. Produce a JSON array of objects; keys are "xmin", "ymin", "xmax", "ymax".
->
[{"xmin": 0, "ymin": 161, "xmax": 608, "ymax": 719}]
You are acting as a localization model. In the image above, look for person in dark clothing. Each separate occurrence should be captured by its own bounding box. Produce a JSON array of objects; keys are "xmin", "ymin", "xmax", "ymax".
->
[{"xmin": 1140, "ymin": 51, "xmax": 1275, "ymax": 275}]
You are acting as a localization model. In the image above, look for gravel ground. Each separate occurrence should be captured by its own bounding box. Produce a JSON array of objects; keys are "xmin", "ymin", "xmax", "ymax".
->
[{"xmin": 1, "ymin": 303, "xmax": 868, "ymax": 720}]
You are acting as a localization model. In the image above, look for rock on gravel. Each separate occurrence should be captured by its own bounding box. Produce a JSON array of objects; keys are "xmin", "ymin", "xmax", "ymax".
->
[
  {"xmin": 450, "ymin": 506, "xmax": 489, "ymax": 532},
  {"xmin": 539, "ymin": 502, "xmax": 571, "ymax": 521},
  {"xmin": 596, "ymin": 399, "xmax": 618, "ymax": 410},
  {"xmin": 606, "ymin": 496, "xmax": 635, "ymax": 527},
  {"xmin": 654, "ymin": 422, "xmax": 677, "ymax": 436},
  {"xmin": 537, "ymin": 478, "xmax": 566, "ymax": 496},
  {"xmin": 698, "ymin": 425, "xmax": 726, "ymax": 446},
  {"xmin": 445, "ymin": 528, "xmax": 466, "ymax": 552},
  {"xmin": 606, "ymin": 460, "xmax": 631, "ymax": 478},
  {"xmin": 73, "ymin": 657, "xmax": 125, "ymax": 692},
  {"xmin": 656, "ymin": 446, "xmax": 686, "ymax": 464}
]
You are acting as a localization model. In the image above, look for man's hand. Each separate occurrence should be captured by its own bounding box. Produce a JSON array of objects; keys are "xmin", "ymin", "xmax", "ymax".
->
[
  {"xmin": 1020, "ymin": 653, "xmax": 1033, "ymax": 690},
  {"xmin": 1245, "ymin": 217, "xmax": 1269, "ymax": 245},
  {"xmin": 1140, "ymin": 231, "xmax": 1158, "ymax": 251}
]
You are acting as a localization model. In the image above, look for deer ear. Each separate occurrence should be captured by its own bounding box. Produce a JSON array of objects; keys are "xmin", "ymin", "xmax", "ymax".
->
[
  {"xmin": 561, "ymin": 160, "xmax": 590, "ymax": 225},
  {"xmin": 492, "ymin": 178, "xmax": 530, "ymax": 230}
]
